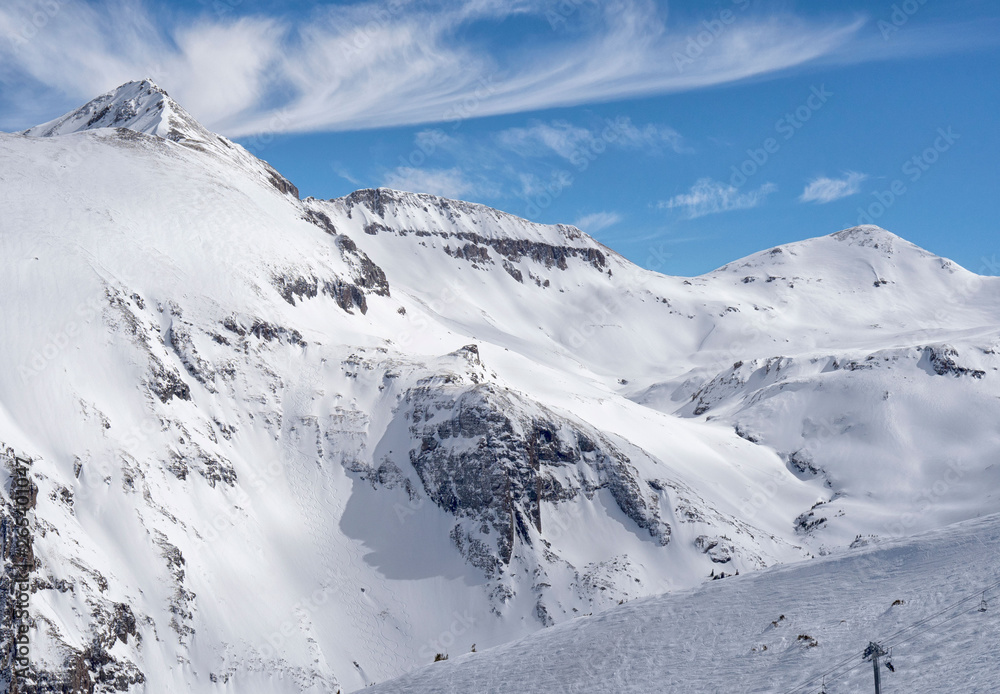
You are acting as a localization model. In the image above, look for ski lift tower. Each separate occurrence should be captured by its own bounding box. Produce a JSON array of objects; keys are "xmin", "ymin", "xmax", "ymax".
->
[{"xmin": 863, "ymin": 641, "xmax": 889, "ymax": 694}]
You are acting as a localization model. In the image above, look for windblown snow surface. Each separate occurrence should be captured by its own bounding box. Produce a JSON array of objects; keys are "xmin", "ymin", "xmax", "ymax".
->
[
  {"xmin": 0, "ymin": 80, "xmax": 998, "ymax": 693},
  {"xmin": 367, "ymin": 513, "xmax": 1000, "ymax": 693}
]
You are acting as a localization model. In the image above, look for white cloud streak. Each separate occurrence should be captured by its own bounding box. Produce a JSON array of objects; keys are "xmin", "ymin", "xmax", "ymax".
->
[
  {"xmin": 0, "ymin": 0, "xmax": 871, "ymax": 135},
  {"xmin": 660, "ymin": 178, "xmax": 777, "ymax": 219},
  {"xmin": 497, "ymin": 117, "xmax": 685, "ymax": 161},
  {"xmin": 382, "ymin": 166, "xmax": 494, "ymax": 200},
  {"xmin": 573, "ymin": 212, "xmax": 622, "ymax": 234},
  {"xmin": 799, "ymin": 171, "xmax": 868, "ymax": 203}
]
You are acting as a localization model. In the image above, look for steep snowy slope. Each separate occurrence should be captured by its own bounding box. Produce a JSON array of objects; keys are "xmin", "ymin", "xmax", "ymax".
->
[
  {"xmin": 1, "ymin": 80, "xmax": 999, "ymax": 693},
  {"xmin": 366, "ymin": 512, "xmax": 1000, "ymax": 694}
]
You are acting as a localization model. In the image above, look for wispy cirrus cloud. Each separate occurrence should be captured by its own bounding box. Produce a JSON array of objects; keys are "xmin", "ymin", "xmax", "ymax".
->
[
  {"xmin": 799, "ymin": 171, "xmax": 868, "ymax": 203},
  {"xmin": 0, "ymin": 0, "xmax": 283, "ymax": 130},
  {"xmin": 573, "ymin": 211, "xmax": 622, "ymax": 234},
  {"xmin": 382, "ymin": 166, "xmax": 495, "ymax": 200},
  {"xmin": 660, "ymin": 178, "xmax": 777, "ymax": 219},
  {"xmin": 0, "ymin": 0, "xmax": 879, "ymax": 134},
  {"xmin": 497, "ymin": 117, "xmax": 685, "ymax": 161}
]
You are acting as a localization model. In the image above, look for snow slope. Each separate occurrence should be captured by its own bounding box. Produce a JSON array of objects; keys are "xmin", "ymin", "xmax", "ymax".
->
[
  {"xmin": 367, "ymin": 512, "xmax": 1000, "ymax": 693},
  {"xmin": 1, "ymin": 80, "xmax": 998, "ymax": 693}
]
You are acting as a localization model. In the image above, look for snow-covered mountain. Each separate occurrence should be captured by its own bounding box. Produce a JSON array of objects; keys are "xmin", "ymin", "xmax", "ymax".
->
[{"xmin": 1, "ymin": 80, "xmax": 998, "ymax": 693}]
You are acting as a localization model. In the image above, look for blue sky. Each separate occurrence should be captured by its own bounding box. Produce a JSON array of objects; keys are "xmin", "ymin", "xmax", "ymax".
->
[{"xmin": 1, "ymin": 0, "xmax": 998, "ymax": 276}]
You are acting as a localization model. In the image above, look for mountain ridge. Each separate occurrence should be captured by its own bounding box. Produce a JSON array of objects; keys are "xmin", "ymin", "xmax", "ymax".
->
[{"xmin": 16, "ymin": 79, "xmax": 969, "ymax": 277}]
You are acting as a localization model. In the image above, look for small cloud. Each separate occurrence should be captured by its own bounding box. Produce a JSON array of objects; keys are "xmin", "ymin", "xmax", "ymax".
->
[
  {"xmin": 331, "ymin": 162, "xmax": 360, "ymax": 186},
  {"xmin": 799, "ymin": 171, "xmax": 867, "ymax": 204},
  {"xmin": 659, "ymin": 178, "xmax": 777, "ymax": 219},
  {"xmin": 516, "ymin": 170, "xmax": 574, "ymax": 198},
  {"xmin": 608, "ymin": 118, "xmax": 686, "ymax": 154},
  {"xmin": 382, "ymin": 166, "xmax": 480, "ymax": 199},
  {"xmin": 497, "ymin": 121, "xmax": 595, "ymax": 160},
  {"xmin": 573, "ymin": 212, "xmax": 621, "ymax": 234},
  {"xmin": 496, "ymin": 117, "xmax": 686, "ymax": 162}
]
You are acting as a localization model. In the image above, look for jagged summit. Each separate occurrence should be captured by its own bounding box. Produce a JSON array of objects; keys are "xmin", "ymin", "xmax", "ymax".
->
[{"xmin": 21, "ymin": 78, "xmax": 211, "ymax": 143}]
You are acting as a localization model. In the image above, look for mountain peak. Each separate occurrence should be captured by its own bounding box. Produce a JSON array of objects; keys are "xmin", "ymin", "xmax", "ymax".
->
[
  {"xmin": 830, "ymin": 224, "xmax": 904, "ymax": 249},
  {"xmin": 21, "ymin": 78, "xmax": 211, "ymax": 143},
  {"xmin": 708, "ymin": 223, "xmax": 945, "ymax": 282}
]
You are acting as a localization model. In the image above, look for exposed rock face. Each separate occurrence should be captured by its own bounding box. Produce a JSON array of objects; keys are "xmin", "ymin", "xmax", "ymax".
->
[
  {"xmin": 402, "ymin": 376, "xmax": 672, "ymax": 578},
  {"xmin": 921, "ymin": 345, "xmax": 986, "ymax": 379},
  {"xmin": 694, "ymin": 535, "xmax": 735, "ymax": 564},
  {"xmin": 331, "ymin": 188, "xmax": 608, "ymax": 274},
  {"xmin": 264, "ymin": 164, "xmax": 299, "ymax": 199},
  {"xmin": 291, "ymin": 207, "xmax": 391, "ymax": 314}
]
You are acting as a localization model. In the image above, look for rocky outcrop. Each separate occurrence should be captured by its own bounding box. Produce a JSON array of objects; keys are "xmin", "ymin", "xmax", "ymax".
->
[
  {"xmin": 276, "ymin": 210, "xmax": 390, "ymax": 315},
  {"xmin": 921, "ymin": 345, "xmax": 985, "ymax": 379},
  {"xmin": 401, "ymin": 378, "xmax": 672, "ymax": 578},
  {"xmin": 264, "ymin": 163, "xmax": 299, "ymax": 199},
  {"xmin": 333, "ymin": 188, "xmax": 608, "ymax": 274}
]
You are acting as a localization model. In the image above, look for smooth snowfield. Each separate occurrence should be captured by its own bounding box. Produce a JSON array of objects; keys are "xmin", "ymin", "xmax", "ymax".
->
[{"xmin": 368, "ymin": 513, "xmax": 1000, "ymax": 693}]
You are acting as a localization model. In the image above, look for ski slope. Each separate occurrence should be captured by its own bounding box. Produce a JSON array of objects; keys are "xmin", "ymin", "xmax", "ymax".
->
[{"xmin": 367, "ymin": 512, "xmax": 1000, "ymax": 693}]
